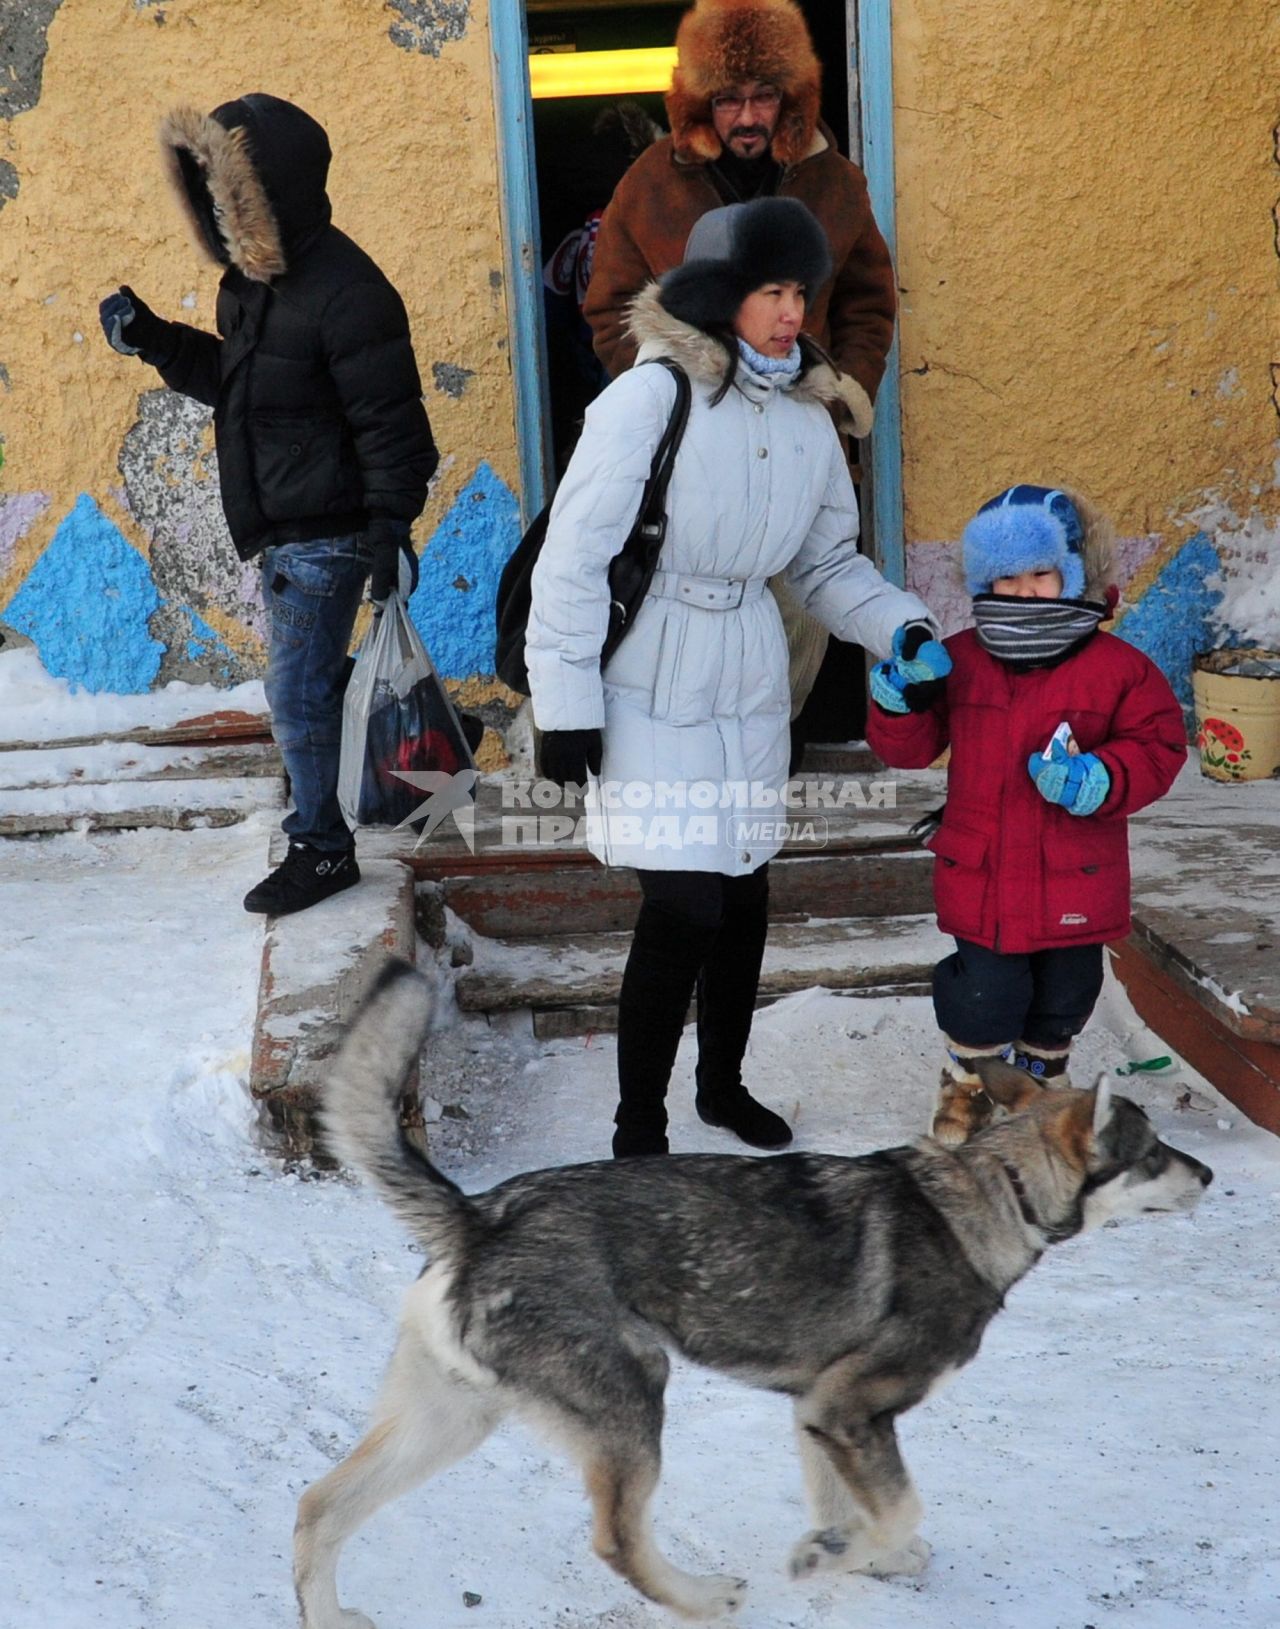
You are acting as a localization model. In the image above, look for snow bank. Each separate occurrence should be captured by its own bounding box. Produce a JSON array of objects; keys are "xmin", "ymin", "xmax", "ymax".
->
[
  {"xmin": 1193, "ymin": 500, "xmax": 1280, "ymax": 650},
  {"xmin": 0, "ymin": 643, "xmax": 265, "ymax": 742}
]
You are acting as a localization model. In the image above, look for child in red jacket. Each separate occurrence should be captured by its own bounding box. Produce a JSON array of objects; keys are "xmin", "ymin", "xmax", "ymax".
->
[{"xmin": 866, "ymin": 485, "xmax": 1185, "ymax": 1144}]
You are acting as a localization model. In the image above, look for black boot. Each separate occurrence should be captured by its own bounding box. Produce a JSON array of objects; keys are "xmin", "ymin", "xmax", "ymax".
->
[
  {"xmin": 693, "ymin": 867, "xmax": 792, "ymax": 1150},
  {"xmin": 244, "ymin": 841, "xmax": 360, "ymax": 916},
  {"xmin": 613, "ymin": 899, "xmax": 716, "ymax": 1158},
  {"xmin": 695, "ymin": 1090, "xmax": 792, "ymax": 1149}
]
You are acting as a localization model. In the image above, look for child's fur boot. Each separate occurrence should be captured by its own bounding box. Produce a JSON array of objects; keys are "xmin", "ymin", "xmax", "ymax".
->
[{"xmin": 932, "ymin": 1041, "xmax": 1011, "ymax": 1145}]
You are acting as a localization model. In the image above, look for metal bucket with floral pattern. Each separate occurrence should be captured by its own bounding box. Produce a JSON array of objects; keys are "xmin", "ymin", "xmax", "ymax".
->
[{"xmin": 1192, "ymin": 648, "xmax": 1280, "ymax": 781}]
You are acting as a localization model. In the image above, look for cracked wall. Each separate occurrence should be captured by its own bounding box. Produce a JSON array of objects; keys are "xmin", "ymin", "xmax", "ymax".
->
[
  {"xmin": 894, "ymin": 2, "xmax": 1280, "ymax": 694},
  {"xmin": 0, "ymin": 0, "xmax": 522, "ymax": 699},
  {"xmin": 8, "ymin": 2, "xmax": 1262, "ymax": 715}
]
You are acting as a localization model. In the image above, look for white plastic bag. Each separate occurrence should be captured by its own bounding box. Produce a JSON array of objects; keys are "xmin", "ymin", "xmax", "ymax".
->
[{"xmin": 338, "ymin": 594, "xmax": 477, "ymax": 830}]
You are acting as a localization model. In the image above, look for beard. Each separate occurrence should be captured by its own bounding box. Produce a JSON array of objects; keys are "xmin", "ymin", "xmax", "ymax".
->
[{"xmin": 728, "ymin": 124, "xmax": 770, "ymax": 149}]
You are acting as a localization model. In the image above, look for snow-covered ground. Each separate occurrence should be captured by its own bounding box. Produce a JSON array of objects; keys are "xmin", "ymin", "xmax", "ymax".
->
[{"xmin": 2, "ymin": 658, "xmax": 1279, "ymax": 1629}]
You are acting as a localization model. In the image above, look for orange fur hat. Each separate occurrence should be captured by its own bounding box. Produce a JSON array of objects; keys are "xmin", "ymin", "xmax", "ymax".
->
[{"xmin": 666, "ymin": 0, "xmax": 822, "ymax": 167}]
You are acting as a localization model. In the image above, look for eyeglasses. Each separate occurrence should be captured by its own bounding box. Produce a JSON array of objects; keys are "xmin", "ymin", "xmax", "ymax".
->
[{"xmin": 711, "ymin": 88, "xmax": 782, "ymax": 116}]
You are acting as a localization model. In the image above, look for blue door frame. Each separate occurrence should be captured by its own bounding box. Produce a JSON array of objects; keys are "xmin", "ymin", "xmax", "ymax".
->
[
  {"xmin": 853, "ymin": 0, "xmax": 905, "ymax": 588},
  {"xmin": 492, "ymin": 3, "xmax": 904, "ymax": 580},
  {"xmin": 490, "ymin": 4, "xmax": 553, "ymax": 524}
]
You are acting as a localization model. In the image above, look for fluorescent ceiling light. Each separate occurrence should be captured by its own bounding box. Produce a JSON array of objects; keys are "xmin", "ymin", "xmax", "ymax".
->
[{"xmin": 529, "ymin": 46, "xmax": 677, "ymax": 100}]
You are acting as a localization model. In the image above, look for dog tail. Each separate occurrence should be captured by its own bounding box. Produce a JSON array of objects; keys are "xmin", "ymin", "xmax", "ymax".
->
[{"xmin": 322, "ymin": 957, "xmax": 470, "ymax": 1256}]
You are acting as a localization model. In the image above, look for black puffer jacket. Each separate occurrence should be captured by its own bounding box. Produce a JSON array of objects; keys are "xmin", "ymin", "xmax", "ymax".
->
[{"xmin": 140, "ymin": 94, "xmax": 437, "ymax": 561}]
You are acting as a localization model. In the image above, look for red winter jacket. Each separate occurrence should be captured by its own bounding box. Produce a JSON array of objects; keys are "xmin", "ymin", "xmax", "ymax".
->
[{"xmin": 867, "ymin": 629, "xmax": 1185, "ymax": 953}]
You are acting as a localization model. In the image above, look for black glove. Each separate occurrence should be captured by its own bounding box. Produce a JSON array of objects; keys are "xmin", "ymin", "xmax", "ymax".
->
[
  {"xmin": 538, "ymin": 728, "xmax": 603, "ymax": 788},
  {"xmin": 367, "ymin": 520, "xmax": 418, "ymax": 603},
  {"xmin": 98, "ymin": 285, "xmax": 174, "ymax": 361}
]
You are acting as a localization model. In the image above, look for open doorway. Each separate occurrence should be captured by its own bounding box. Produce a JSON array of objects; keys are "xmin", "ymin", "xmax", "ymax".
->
[
  {"xmin": 521, "ymin": 0, "xmax": 872, "ymax": 744},
  {"xmin": 527, "ymin": 0, "xmax": 850, "ymax": 466}
]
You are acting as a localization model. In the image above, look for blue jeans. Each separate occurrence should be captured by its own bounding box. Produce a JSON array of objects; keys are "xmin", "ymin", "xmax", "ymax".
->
[{"xmin": 261, "ymin": 535, "xmax": 369, "ymax": 851}]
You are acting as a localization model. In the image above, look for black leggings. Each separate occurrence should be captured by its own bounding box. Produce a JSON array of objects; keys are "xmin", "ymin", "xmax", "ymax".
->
[
  {"xmin": 635, "ymin": 865, "xmax": 770, "ymax": 932},
  {"xmin": 614, "ymin": 865, "xmax": 770, "ymax": 1137}
]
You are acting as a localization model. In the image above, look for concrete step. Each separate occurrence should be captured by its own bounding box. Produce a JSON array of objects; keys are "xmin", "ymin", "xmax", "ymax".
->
[
  {"xmin": 454, "ymin": 913, "xmax": 950, "ymax": 1038},
  {"xmin": 0, "ymin": 775, "xmax": 283, "ymax": 836},
  {"xmin": 0, "ymin": 736, "xmax": 283, "ymax": 836},
  {"xmin": 0, "ymin": 740, "xmax": 281, "ymax": 789},
  {"xmin": 1, "ymin": 707, "xmax": 273, "ymax": 753},
  {"xmin": 797, "ymin": 740, "xmax": 882, "ymax": 774},
  {"xmin": 249, "ymin": 856, "xmax": 423, "ymax": 1161},
  {"xmin": 324, "ymin": 769, "xmax": 949, "ymax": 874},
  {"xmin": 436, "ymin": 846, "xmax": 935, "ymax": 938}
]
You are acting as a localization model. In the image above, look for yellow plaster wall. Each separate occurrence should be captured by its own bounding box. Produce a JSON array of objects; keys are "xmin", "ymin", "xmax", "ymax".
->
[
  {"xmin": 0, "ymin": 0, "xmax": 517, "ymax": 651},
  {"xmin": 892, "ymin": 1, "xmax": 1280, "ymax": 544}
]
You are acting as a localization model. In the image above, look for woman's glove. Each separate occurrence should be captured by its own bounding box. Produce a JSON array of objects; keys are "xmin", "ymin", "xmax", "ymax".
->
[
  {"xmin": 1027, "ymin": 735, "xmax": 1110, "ymax": 816},
  {"xmin": 97, "ymin": 285, "xmax": 174, "ymax": 360},
  {"xmin": 869, "ymin": 622, "xmax": 952, "ymax": 714},
  {"xmin": 539, "ymin": 728, "xmax": 603, "ymax": 788}
]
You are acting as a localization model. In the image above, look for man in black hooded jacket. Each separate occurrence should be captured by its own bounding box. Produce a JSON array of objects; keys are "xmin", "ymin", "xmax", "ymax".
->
[{"xmin": 99, "ymin": 93, "xmax": 438, "ymax": 916}]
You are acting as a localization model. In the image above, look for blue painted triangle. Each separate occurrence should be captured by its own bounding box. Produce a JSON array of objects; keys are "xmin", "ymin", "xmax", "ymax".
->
[{"xmin": 4, "ymin": 494, "xmax": 164, "ymax": 694}]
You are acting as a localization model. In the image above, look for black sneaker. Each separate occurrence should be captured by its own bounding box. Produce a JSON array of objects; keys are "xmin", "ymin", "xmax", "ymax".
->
[
  {"xmin": 243, "ymin": 841, "xmax": 360, "ymax": 916},
  {"xmin": 695, "ymin": 1090, "xmax": 793, "ymax": 1150}
]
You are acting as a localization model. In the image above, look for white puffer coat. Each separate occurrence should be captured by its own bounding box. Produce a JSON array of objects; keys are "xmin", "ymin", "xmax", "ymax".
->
[{"xmin": 526, "ymin": 288, "xmax": 935, "ymax": 874}]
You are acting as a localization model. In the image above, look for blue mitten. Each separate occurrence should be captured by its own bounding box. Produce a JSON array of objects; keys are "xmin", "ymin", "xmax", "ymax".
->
[
  {"xmin": 870, "ymin": 622, "xmax": 952, "ymax": 714},
  {"xmin": 1027, "ymin": 736, "xmax": 1110, "ymax": 816}
]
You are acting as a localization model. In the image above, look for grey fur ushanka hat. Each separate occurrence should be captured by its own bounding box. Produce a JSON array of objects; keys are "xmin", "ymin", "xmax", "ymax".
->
[{"xmin": 657, "ymin": 197, "xmax": 833, "ymax": 332}]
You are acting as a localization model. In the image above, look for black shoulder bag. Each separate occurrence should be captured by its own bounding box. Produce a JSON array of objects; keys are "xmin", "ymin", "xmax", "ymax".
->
[{"xmin": 493, "ymin": 359, "xmax": 691, "ymax": 695}]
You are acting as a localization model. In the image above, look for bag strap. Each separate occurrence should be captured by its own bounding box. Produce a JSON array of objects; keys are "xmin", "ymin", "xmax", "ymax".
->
[{"xmin": 628, "ymin": 359, "xmax": 692, "ymax": 559}]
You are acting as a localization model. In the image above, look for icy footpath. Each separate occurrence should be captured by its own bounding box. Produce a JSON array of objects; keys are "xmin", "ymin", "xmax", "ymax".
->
[{"xmin": 2, "ymin": 821, "xmax": 1278, "ymax": 1629}]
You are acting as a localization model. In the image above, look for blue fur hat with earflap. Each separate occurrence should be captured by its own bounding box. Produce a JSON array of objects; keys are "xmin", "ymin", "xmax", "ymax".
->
[{"xmin": 962, "ymin": 486, "xmax": 1087, "ymax": 600}]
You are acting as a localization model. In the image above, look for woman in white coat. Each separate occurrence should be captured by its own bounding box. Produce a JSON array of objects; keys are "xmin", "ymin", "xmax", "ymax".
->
[{"xmin": 526, "ymin": 198, "xmax": 947, "ymax": 1158}]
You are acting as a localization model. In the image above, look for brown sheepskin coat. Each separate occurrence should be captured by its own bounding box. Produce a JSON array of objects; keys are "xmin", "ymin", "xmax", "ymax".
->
[{"xmin": 582, "ymin": 126, "xmax": 895, "ymax": 423}]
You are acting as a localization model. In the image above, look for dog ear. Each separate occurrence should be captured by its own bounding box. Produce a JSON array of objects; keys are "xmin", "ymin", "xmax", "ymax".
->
[
  {"xmin": 973, "ymin": 1057, "xmax": 1044, "ymax": 1111},
  {"xmin": 1091, "ymin": 1073, "xmax": 1114, "ymax": 1138}
]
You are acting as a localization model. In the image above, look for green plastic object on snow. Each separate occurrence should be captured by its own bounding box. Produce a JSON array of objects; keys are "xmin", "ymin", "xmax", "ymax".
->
[{"xmin": 1115, "ymin": 1056, "xmax": 1174, "ymax": 1076}]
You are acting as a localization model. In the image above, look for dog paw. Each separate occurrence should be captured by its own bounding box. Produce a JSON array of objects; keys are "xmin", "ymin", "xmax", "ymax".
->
[
  {"xmin": 788, "ymin": 1526, "xmax": 851, "ymax": 1578},
  {"xmin": 859, "ymin": 1535, "xmax": 932, "ymax": 1577},
  {"xmin": 671, "ymin": 1572, "xmax": 748, "ymax": 1620}
]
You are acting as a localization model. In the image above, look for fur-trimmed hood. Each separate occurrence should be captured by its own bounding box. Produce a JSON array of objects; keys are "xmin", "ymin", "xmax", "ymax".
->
[
  {"xmin": 159, "ymin": 94, "xmax": 332, "ymax": 282},
  {"xmin": 666, "ymin": 0, "xmax": 822, "ymax": 168},
  {"xmin": 1059, "ymin": 487, "xmax": 1117, "ymax": 602},
  {"xmin": 626, "ymin": 282, "xmax": 874, "ymax": 436}
]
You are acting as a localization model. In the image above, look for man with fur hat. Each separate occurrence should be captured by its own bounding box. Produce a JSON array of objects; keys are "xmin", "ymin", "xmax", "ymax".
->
[
  {"xmin": 865, "ymin": 485, "xmax": 1185, "ymax": 1145},
  {"xmin": 585, "ymin": 0, "xmax": 894, "ymax": 417},
  {"xmin": 98, "ymin": 93, "xmax": 437, "ymax": 917},
  {"xmin": 582, "ymin": 0, "xmax": 898, "ymax": 755}
]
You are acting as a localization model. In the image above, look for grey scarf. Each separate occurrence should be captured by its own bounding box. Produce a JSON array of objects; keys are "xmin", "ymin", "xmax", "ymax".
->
[{"xmin": 973, "ymin": 595, "xmax": 1107, "ymax": 668}]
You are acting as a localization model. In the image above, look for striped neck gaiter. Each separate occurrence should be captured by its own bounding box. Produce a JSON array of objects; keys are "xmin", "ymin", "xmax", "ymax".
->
[{"xmin": 973, "ymin": 595, "xmax": 1108, "ymax": 668}]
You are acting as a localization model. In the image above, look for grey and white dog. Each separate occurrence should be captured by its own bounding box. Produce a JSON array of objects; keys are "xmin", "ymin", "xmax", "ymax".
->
[{"xmin": 294, "ymin": 960, "xmax": 1212, "ymax": 1628}]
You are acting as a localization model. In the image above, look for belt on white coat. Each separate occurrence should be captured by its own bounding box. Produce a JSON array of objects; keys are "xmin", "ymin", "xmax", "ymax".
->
[{"xmin": 648, "ymin": 570, "xmax": 770, "ymax": 611}]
